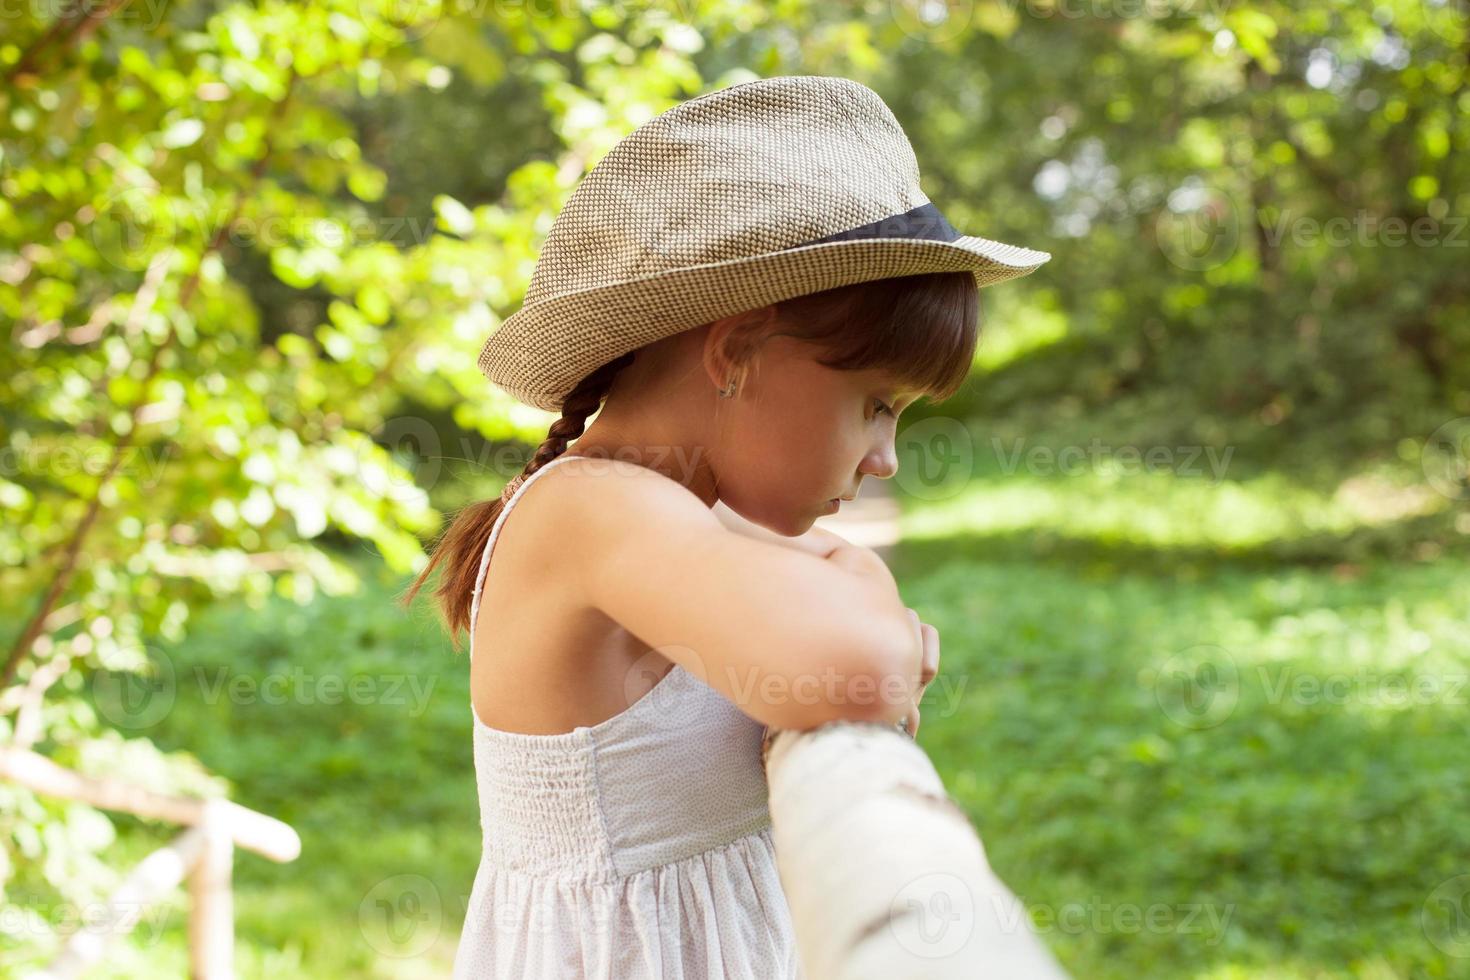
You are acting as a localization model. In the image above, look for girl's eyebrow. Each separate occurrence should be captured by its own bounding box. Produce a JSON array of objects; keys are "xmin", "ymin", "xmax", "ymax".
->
[
  {"xmin": 889, "ymin": 388, "xmax": 922, "ymax": 409},
  {"xmin": 865, "ymin": 371, "xmax": 922, "ymax": 408}
]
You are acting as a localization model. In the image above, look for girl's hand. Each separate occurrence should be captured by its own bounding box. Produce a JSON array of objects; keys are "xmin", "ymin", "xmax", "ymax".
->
[{"xmin": 901, "ymin": 608, "xmax": 941, "ymax": 738}]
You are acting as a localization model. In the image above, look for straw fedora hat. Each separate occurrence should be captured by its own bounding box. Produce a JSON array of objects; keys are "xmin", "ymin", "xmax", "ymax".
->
[{"xmin": 478, "ymin": 74, "xmax": 1052, "ymax": 412}]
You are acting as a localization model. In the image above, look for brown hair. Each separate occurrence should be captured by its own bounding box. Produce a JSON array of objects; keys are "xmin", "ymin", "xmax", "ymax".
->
[{"xmin": 399, "ymin": 270, "xmax": 979, "ymax": 649}]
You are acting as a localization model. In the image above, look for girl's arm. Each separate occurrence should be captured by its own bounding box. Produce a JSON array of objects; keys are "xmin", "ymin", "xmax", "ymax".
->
[
  {"xmin": 711, "ymin": 500, "xmax": 847, "ymax": 560},
  {"xmin": 561, "ymin": 460, "xmax": 917, "ymax": 732},
  {"xmin": 711, "ymin": 497, "xmax": 926, "ymax": 732},
  {"xmin": 715, "ymin": 502, "xmax": 930, "ymax": 738}
]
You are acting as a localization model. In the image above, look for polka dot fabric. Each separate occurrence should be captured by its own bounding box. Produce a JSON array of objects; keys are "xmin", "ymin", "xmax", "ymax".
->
[
  {"xmin": 478, "ymin": 74, "xmax": 1052, "ymax": 412},
  {"xmin": 452, "ymin": 453, "xmax": 804, "ymax": 979}
]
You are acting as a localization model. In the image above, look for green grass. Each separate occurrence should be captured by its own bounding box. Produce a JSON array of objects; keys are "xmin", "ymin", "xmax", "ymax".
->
[
  {"xmin": 892, "ymin": 472, "xmax": 1470, "ymax": 978},
  {"xmin": 93, "ymin": 469, "xmax": 1469, "ymax": 978},
  {"xmin": 100, "ymin": 557, "xmax": 480, "ymax": 978}
]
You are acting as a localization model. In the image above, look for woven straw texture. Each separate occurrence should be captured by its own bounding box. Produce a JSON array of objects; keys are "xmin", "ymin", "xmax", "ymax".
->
[{"xmin": 479, "ymin": 74, "xmax": 1052, "ymax": 412}]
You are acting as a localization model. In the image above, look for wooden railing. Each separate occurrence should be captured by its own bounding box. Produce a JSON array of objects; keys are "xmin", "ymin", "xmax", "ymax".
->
[
  {"xmin": 762, "ymin": 722, "xmax": 1071, "ymax": 979},
  {"xmin": 0, "ymin": 747, "xmax": 300, "ymax": 980}
]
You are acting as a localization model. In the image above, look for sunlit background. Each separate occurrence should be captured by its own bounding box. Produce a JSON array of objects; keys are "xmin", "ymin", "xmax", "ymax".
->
[{"xmin": 2, "ymin": 0, "xmax": 1468, "ymax": 976}]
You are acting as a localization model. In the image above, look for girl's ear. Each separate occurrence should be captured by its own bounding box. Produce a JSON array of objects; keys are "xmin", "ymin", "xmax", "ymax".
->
[{"xmin": 702, "ymin": 306, "xmax": 776, "ymax": 392}]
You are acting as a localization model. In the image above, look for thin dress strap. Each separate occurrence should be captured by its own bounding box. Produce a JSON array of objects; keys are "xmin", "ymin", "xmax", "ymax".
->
[{"xmin": 467, "ymin": 453, "xmax": 586, "ymax": 664}]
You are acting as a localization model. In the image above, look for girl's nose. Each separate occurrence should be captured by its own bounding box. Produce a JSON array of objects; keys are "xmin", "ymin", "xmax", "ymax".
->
[{"xmin": 860, "ymin": 442, "xmax": 899, "ymax": 481}]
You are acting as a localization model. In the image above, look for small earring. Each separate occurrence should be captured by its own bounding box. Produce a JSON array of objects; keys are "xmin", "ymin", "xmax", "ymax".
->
[{"xmin": 718, "ymin": 378, "xmax": 737, "ymax": 399}]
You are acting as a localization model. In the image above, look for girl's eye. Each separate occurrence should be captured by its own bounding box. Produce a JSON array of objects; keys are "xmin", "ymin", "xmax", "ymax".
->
[{"xmin": 872, "ymin": 399, "xmax": 895, "ymax": 419}]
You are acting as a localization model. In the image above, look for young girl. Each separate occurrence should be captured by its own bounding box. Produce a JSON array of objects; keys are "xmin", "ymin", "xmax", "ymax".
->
[{"xmin": 404, "ymin": 74, "xmax": 1049, "ymax": 979}]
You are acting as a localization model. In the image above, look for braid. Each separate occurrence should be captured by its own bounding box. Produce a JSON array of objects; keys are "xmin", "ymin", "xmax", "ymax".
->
[
  {"xmin": 501, "ymin": 351, "xmax": 634, "ymax": 500},
  {"xmin": 397, "ymin": 352, "xmax": 636, "ymax": 652}
]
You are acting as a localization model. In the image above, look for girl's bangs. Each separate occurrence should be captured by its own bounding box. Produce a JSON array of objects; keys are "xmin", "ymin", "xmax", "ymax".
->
[{"xmin": 771, "ymin": 271, "xmax": 981, "ymax": 403}]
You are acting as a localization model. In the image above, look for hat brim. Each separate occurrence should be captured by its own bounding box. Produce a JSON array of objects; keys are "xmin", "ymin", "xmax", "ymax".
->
[{"xmin": 478, "ymin": 233, "xmax": 1051, "ymax": 413}]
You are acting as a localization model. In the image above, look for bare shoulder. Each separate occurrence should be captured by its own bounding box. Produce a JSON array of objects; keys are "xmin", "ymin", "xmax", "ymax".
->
[{"xmin": 537, "ymin": 454, "xmax": 721, "ymax": 537}]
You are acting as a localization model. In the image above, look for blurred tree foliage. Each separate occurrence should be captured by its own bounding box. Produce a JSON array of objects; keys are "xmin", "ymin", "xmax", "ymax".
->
[
  {"xmin": 908, "ymin": 0, "xmax": 1468, "ymax": 482},
  {"xmin": 0, "ymin": 0, "xmax": 1464, "ymax": 969}
]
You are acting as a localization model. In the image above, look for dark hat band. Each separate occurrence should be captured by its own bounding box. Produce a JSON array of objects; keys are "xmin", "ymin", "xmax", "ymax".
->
[{"xmin": 787, "ymin": 201, "xmax": 962, "ymax": 249}]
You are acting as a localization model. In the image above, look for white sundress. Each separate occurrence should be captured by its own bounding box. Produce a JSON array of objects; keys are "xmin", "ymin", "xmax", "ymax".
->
[{"xmin": 451, "ymin": 452, "xmax": 805, "ymax": 979}]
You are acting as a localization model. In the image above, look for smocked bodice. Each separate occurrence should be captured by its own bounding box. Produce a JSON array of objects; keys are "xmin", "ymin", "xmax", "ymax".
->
[{"xmin": 468, "ymin": 664, "xmax": 774, "ymax": 880}]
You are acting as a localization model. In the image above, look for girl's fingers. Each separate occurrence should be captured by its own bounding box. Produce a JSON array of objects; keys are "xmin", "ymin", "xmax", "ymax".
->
[
  {"xmin": 919, "ymin": 622, "xmax": 939, "ymax": 687},
  {"xmin": 905, "ymin": 699, "xmax": 920, "ymax": 739},
  {"xmin": 902, "ymin": 610, "xmax": 939, "ymax": 736}
]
